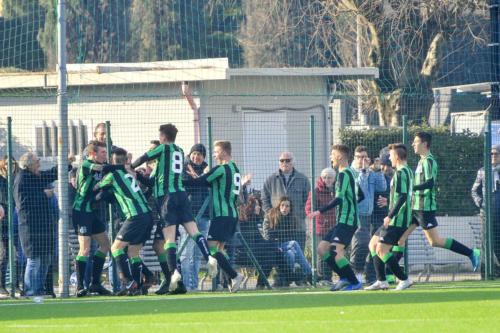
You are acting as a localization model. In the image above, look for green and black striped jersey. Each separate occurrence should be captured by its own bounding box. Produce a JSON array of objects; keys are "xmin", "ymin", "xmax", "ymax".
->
[
  {"xmin": 205, "ymin": 161, "xmax": 241, "ymax": 219},
  {"xmin": 133, "ymin": 143, "xmax": 186, "ymax": 197},
  {"xmin": 335, "ymin": 167, "xmax": 360, "ymax": 227},
  {"xmin": 96, "ymin": 170, "xmax": 150, "ymax": 219},
  {"xmin": 412, "ymin": 153, "xmax": 438, "ymax": 211},
  {"xmin": 389, "ymin": 165, "xmax": 414, "ymax": 228},
  {"xmin": 73, "ymin": 159, "xmax": 103, "ymax": 213}
]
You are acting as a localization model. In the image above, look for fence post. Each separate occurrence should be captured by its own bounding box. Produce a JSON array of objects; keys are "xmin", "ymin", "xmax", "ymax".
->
[
  {"xmin": 309, "ymin": 115, "xmax": 317, "ymax": 287},
  {"xmin": 6, "ymin": 117, "xmax": 16, "ymax": 298},
  {"xmin": 484, "ymin": 111, "xmax": 493, "ymax": 280},
  {"xmin": 105, "ymin": 121, "xmax": 119, "ymax": 290},
  {"xmin": 56, "ymin": 0, "xmax": 70, "ymax": 298},
  {"xmin": 402, "ymin": 115, "xmax": 410, "ymax": 275},
  {"xmin": 207, "ymin": 117, "xmax": 216, "ymax": 291}
]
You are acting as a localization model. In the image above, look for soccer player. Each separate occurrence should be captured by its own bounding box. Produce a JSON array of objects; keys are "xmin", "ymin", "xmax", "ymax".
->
[
  {"xmin": 365, "ymin": 143, "xmax": 414, "ymax": 291},
  {"xmin": 72, "ymin": 141, "xmax": 117, "ymax": 297},
  {"xmin": 396, "ymin": 132, "xmax": 480, "ymax": 271},
  {"xmin": 94, "ymin": 148, "xmax": 154, "ymax": 296},
  {"xmin": 184, "ymin": 140, "xmax": 245, "ymax": 292},
  {"xmin": 308, "ymin": 144, "xmax": 364, "ymax": 291},
  {"xmin": 131, "ymin": 124, "xmax": 217, "ymax": 293}
]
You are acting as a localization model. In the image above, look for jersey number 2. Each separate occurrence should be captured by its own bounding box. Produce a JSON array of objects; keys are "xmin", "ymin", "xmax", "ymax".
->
[{"xmin": 125, "ymin": 174, "xmax": 141, "ymax": 192}]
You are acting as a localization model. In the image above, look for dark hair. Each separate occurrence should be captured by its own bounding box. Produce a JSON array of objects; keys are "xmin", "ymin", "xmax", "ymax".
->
[
  {"xmin": 239, "ymin": 195, "xmax": 263, "ymax": 222},
  {"xmin": 388, "ymin": 143, "xmax": 407, "ymax": 160},
  {"xmin": 415, "ymin": 131, "xmax": 432, "ymax": 148},
  {"xmin": 150, "ymin": 140, "xmax": 160, "ymax": 147},
  {"xmin": 331, "ymin": 144, "xmax": 350, "ymax": 156},
  {"xmin": 354, "ymin": 145, "xmax": 367, "ymax": 153},
  {"xmin": 159, "ymin": 124, "xmax": 178, "ymax": 142},
  {"xmin": 112, "ymin": 149, "xmax": 128, "ymax": 164},
  {"xmin": 87, "ymin": 140, "xmax": 106, "ymax": 155},
  {"xmin": 266, "ymin": 196, "xmax": 293, "ymax": 230}
]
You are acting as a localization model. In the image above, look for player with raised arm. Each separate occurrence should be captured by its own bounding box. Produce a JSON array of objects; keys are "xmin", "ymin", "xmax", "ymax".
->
[
  {"xmin": 308, "ymin": 144, "xmax": 365, "ymax": 291},
  {"xmin": 131, "ymin": 124, "xmax": 216, "ymax": 294},
  {"xmin": 184, "ymin": 140, "xmax": 245, "ymax": 292},
  {"xmin": 364, "ymin": 143, "xmax": 414, "ymax": 291},
  {"xmin": 94, "ymin": 148, "xmax": 154, "ymax": 296}
]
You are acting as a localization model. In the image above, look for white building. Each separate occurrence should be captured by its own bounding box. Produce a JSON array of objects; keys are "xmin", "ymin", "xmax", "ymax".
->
[{"xmin": 0, "ymin": 58, "xmax": 378, "ymax": 189}]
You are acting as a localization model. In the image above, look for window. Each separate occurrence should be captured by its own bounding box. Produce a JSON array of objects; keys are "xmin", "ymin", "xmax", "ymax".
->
[{"xmin": 35, "ymin": 120, "xmax": 89, "ymax": 159}]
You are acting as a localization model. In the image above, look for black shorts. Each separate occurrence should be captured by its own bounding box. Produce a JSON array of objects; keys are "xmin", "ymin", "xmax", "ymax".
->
[
  {"xmin": 322, "ymin": 224, "xmax": 357, "ymax": 246},
  {"xmin": 411, "ymin": 210, "xmax": 438, "ymax": 230},
  {"xmin": 375, "ymin": 226, "xmax": 407, "ymax": 245},
  {"xmin": 208, "ymin": 217, "xmax": 237, "ymax": 242},
  {"xmin": 72, "ymin": 210, "xmax": 106, "ymax": 236},
  {"xmin": 116, "ymin": 213, "xmax": 154, "ymax": 245},
  {"xmin": 159, "ymin": 192, "xmax": 194, "ymax": 227}
]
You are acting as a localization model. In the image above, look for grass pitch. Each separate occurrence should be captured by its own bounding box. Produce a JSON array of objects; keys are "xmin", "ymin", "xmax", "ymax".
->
[{"xmin": 0, "ymin": 281, "xmax": 499, "ymax": 333}]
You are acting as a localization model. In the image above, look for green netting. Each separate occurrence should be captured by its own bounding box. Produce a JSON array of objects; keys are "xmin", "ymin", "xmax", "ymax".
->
[{"xmin": 0, "ymin": 0, "xmax": 498, "ymax": 297}]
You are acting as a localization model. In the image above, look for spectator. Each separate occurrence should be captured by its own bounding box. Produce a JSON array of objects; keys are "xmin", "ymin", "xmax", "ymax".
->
[
  {"xmin": 179, "ymin": 143, "xmax": 210, "ymax": 291},
  {"xmin": 237, "ymin": 193, "xmax": 273, "ymax": 288},
  {"xmin": 13, "ymin": 152, "xmax": 67, "ymax": 296},
  {"xmin": 471, "ymin": 144, "xmax": 500, "ymax": 277},
  {"xmin": 263, "ymin": 197, "xmax": 312, "ymax": 286},
  {"xmin": 262, "ymin": 152, "xmax": 310, "ymax": 249},
  {"xmin": 350, "ymin": 146, "xmax": 387, "ymax": 281},
  {"xmin": 365, "ymin": 152, "xmax": 393, "ymax": 284},
  {"xmin": 0, "ymin": 157, "xmax": 22, "ymax": 296},
  {"xmin": 305, "ymin": 167, "xmax": 336, "ymax": 284}
]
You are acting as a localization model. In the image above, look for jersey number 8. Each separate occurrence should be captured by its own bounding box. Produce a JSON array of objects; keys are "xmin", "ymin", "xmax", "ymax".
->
[{"xmin": 172, "ymin": 151, "xmax": 183, "ymax": 174}]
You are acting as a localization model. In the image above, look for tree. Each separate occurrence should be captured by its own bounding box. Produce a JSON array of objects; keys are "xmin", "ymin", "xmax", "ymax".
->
[
  {"xmin": 38, "ymin": 0, "xmax": 131, "ymax": 68},
  {"xmin": 240, "ymin": 0, "xmax": 489, "ymax": 126}
]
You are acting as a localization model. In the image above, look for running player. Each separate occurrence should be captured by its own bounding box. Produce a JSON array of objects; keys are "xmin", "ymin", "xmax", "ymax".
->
[
  {"xmin": 131, "ymin": 124, "xmax": 216, "ymax": 293},
  {"xmin": 396, "ymin": 132, "xmax": 480, "ymax": 271},
  {"xmin": 365, "ymin": 143, "xmax": 414, "ymax": 291},
  {"xmin": 308, "ymin": 144, "xmax": 364, "ymax": 291},
  {"xmin": 184, "ymin": 140, "xmax": 245, "ymax": 292}
]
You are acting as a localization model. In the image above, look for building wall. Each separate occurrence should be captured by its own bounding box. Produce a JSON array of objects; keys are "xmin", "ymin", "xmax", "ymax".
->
[
  {"xmin": 200, "ymin": 76, "xmax": 330, "ymax": 190},
  {"xmin": 0, "ymin": 83, "xmax": 196, "ymax": 164}
]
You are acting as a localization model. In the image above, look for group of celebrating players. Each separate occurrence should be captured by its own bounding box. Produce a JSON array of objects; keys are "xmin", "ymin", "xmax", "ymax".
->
[
  {"xmin": 72, "ymin": 124, "xmax": 243, "ymax": 297},
  {"xmin": 71, "ymin": 123, "xmax": 481, "ymax": 296}
]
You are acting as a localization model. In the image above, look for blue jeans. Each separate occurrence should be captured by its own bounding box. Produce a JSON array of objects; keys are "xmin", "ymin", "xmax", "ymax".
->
[
  {"xmin": 24, "ymin": 255, "xmax": 52, "ymax": 296},
  {"xmin": 280, "ymin": 241, "xmax": 312, "ymax": 276},
  {"xmin": 179, "ymin": 217, "xmax": 210, "ymax": 290}
]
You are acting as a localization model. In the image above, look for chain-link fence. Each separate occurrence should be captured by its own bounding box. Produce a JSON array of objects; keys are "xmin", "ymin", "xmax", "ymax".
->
[{"xmin": 0, "ymin": 0, "xmax": 499, "ymax": 297}]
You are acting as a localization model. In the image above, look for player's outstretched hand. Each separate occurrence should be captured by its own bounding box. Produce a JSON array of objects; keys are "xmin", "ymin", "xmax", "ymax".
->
[
  {"xmin": 307, "ymin": 210, "xmax": 320, "ymax": 219},
  {"xmin": 383, "ymin": 216, "xmax": 391, "ymax": 228},
  {"xmin": 242, "ymin": 173, "xmax": 253, "ymax": 186},
  {"xmin": 186, "ymin": 164, "xmax": 199, "ymax": 178},
  {"xmin": 0, "ymin": 205, "xmax": 4, "ymax": 221}
]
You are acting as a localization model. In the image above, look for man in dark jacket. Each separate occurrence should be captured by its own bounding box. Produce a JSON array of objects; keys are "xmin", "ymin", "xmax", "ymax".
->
[
  {"xmin": 179, "ymin": 143, "xmax": 210, "ymax": 290},
  {"xmin": 471, "ymin": 144, "xmax": 500, "ymax": 276},
  {"xmin": 14, "ymin": 152, "xmax": 62, "ymax": 296}
]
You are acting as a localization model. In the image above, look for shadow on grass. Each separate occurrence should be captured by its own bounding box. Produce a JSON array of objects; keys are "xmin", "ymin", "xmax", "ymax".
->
[{"xmin": 0, "ymin": 289, "xmax": 498, "ymax": 322}]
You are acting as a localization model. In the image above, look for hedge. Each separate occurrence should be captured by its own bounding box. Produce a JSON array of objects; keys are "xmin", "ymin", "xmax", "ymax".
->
[{"xmin": 339, "ymin": 124, "xmax": 483, "ymax": 216}]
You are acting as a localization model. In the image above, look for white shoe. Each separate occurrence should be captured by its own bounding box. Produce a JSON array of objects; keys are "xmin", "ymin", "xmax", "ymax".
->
[
  {"xmin": 394, "ymin": 279, "xmax": 413, "ymax": 291},
  {"xmin": 229, "ymin": 273, "xmax": 244, "ymax": 293},
  {"xmin": 169, "ymin": 269, "xmax": 182, "ymax": 291},
  {"xmin": 364, "ymin": 280, "xmax": 389, "ymax": 291},
  {"xmin": 207, "ymin": 256, "xmax": 218, "ymax": 278}
]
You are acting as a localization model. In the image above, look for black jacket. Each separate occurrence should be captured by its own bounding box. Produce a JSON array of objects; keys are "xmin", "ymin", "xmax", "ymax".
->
[
  {"xmin": 14, "ymin": 167, "xmax": 59, "ymax": 257},
  {"xmin": 183, "ymin": 159, "xmax": 209, "ymax": 218}
]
